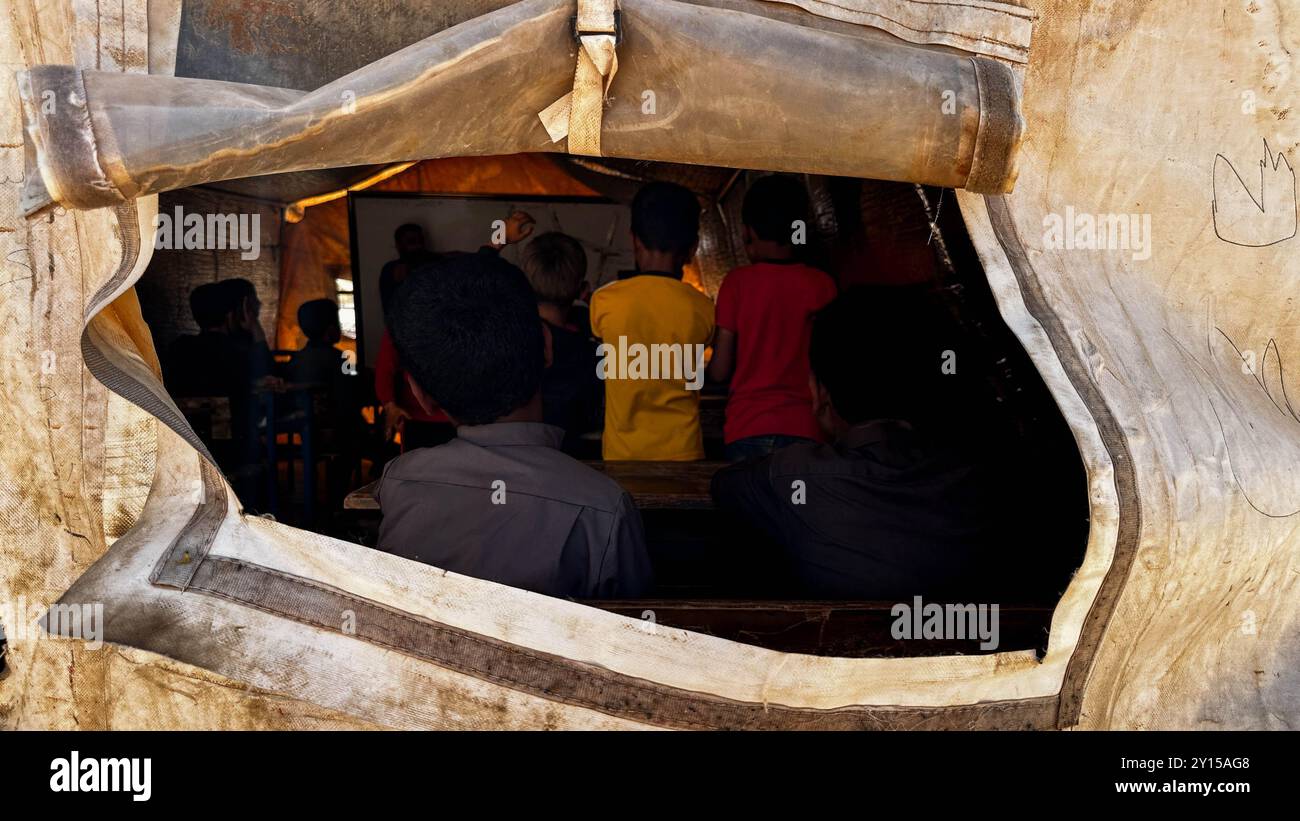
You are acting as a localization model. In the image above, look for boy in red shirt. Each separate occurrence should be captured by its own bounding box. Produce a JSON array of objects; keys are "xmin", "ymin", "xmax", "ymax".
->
[{"xmin": 708, "ymin": 175, "xmax": 837, "ymax": 461}]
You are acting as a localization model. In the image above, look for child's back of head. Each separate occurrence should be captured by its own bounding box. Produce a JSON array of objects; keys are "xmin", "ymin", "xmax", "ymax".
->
[
  {"xmin": 297, "ymin": 298, "xmax": 341, "ymax": 345},
  {"xmin": 631, "ymin": 181, "xmax": 700, "ymax": 266},
  {"xmin": 189, "ymin": 282, "xmax": 232, "ymax": 331},
  {"xmin": 810, "ymin": 286, "xmax": 965, "ymax": 432},
  {"xmin": 741, "ymin": 174, "xmax": 811, "ymax": 251},
  {"xmin": 521, "ymin": 232, "xmax": 587, "ymax": 308},
  {"xmin": 388, "ymin": 253, "xmax": 544, "ymax": 426}
]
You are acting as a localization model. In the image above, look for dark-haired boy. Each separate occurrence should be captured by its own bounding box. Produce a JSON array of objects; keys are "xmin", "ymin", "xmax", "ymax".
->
[
  {"xmin": 218, "ymin": 277, "xmax": 275, "ymax": 387},
  {"xmin": 165, "ymin": 279, "xmax": 275, "ymax": 503},
  {"xmin": 287, "ymin": 298, "xmax": 345, "ymax": 384},
  {"xmin": 590, "ymin": 182, "xmax": 715, "ymax": 461},
  {"xmin": 375, "ymin": 210, "xmax": 535, "ymax": 451},
  {"xmin": 710, "ymin": 288, "xmax": 998, "ymax": 600},
  {"xmin": 287, "ymin": 298, "xmax": 359, "ymax": 423},
  {"xmin": 163, "ymin": 281, "xmax": 243, "ymax": 398},
  {"xmin": 377, "ymin": 253, "xmax": 652, "ymax": 599},
  {"xmin": 707, "ymin": 175, "xmax": 837, "ymax": 462}
]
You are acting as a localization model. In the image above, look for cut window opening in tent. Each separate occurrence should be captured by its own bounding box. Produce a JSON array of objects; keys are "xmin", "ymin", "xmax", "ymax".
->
[{"xmin": 135, "ymin": 152, "xmax": 1088, "ymax": 661}]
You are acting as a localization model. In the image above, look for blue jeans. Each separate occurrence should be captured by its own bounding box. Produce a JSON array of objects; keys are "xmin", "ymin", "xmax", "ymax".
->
[{"xmin": 724, "ymin": 434, "xmax": 815, "ymax": 463}]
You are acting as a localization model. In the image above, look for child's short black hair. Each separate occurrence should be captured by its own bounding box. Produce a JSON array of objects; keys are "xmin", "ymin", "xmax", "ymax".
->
[
  {"xmin": 189, "ymin": 282, "xmax": 231, "ymax": 330},
  {"xmin": 388, "ymin": 253, "xmax": 545, "ymax": 426},
  {"xmin": 631, "ymin": 181, "xmax": 700, "ymax": 260},
  {"xmin": 298, "ymin": 298, "xmax": 340, "ymax": 342},
  {"xmin": 217, "ymin": 278, "xmax": 260, "ymax": 322},
  {"xmin": 742, "ymin": 174, "xmax": 810, "ymax": 244}
]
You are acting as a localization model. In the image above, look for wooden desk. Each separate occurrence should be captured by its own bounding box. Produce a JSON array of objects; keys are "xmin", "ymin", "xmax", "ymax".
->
[
  {"xmin": 587, "ymin": 461, "xmax": 723, "ymax": 509},
  {"xmin": 344, "ymin": 460, "xmax": 726, "ymax": 511}
]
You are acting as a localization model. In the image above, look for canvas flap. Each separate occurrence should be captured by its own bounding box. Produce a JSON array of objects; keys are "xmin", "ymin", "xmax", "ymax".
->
[{"xmin": 18, "ymin": 0, "xmax": 1026, "ymax": 216}]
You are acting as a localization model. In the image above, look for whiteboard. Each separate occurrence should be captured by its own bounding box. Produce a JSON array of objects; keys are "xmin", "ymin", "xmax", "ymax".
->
[{"xmin": 350, "ymin": 193, "xmax": 636, "ymax": 367}]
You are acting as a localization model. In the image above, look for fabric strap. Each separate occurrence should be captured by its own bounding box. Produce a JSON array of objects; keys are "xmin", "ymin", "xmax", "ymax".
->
[{"xmin": 539, "ymin": 0, "xmax": 620, "ymax": 156}]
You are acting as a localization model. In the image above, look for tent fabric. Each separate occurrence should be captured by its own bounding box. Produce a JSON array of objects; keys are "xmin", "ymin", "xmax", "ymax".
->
[
  {"xmin": 762, "ymin": 0, "xmax": 1033, "ymax": 64},
  {"xmin": 18, "ymin": 0, "xmax": 1027, "ymax": 217},
  {"xmin": 956, "ymin": 1, "xmax": 1300, "ymax": 728},
  {"xmin": 3, "ymin": 0, "xmax": 1299, "ymax": 729},
  {"xmin": 161, "ymin": 0, "xmax": 1033, "ymax": 205},
  {"xmin": 1, "ymin": 0, "xmax": 369, "ymax": 729}
]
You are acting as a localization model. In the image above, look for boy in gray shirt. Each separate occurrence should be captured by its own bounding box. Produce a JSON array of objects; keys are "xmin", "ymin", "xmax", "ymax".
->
[{"xmin": 378, "ymin": 253, "xmax": 651, "ymax": 599}]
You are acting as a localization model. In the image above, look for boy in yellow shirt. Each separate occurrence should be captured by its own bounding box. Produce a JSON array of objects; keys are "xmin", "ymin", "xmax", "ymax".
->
[{"xmin": 590, "ymin": 182, "xmax": 715, "ymax": 460}]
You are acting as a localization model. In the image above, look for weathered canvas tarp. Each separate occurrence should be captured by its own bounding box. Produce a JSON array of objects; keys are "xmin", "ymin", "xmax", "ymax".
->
[
  {"xmin": 1, "ymin": 0, "xmax": 1297, "ymax": 729},
  {"xmin": 957, "ymin": 1, "xmax": 1300, "ymax": 729},
  {"xmin": 18, "ymin": 0, "xmax": 1026, "ymax": 215}
]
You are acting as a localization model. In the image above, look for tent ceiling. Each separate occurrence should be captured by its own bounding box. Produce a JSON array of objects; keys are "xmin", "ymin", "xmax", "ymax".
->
[{"xmin": 196, "ymin": 167, "xmax": 388, "ymax": 204}]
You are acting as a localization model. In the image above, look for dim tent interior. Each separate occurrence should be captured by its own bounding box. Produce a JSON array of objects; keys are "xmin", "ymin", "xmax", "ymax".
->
[
  {"xmin": 275, "ymin": 154, "xmax": 606, "ymax": 352},
  {"xmin": 271, "ymin": 153, "xmax": 742, "ymax": 353},
  {"xmin": 3, "ymin": 0, "xmax": 1299, "ymax": 729}
]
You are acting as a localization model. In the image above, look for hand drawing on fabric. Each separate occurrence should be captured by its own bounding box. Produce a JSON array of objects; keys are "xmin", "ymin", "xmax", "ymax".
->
[
  {"xmin": 1165, "ymin": 310, "xmax": 1300, "ymax": 518},
  {"xmin": 1211, "ymin": 138, "xmax": 1298, "ymax": 247}
]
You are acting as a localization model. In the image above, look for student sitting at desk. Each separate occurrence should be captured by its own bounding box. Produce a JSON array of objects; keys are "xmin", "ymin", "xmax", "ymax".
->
[
  {"xmin": 285, "ymin": 298, "xmax": 362, "ymax": 512},
  {"xmin": 219, "ymin": 277, "xmax": 275, "ymax": 389},
  {"xmin": 167, "ymin": 279, "xmax": 277, "ymax": 505},
  {"xmin": 163, "ymin": 281, "xmax": 243, "ymax": 399},
  {"xmin": 287, "ymin": 299, "xmax": 345, "ymax": 385},
  {"xmin": 375, "ymin": 210, "xmax": 536, "ymax": 451},
  {"xmin": 710, "ymin": 288, "xmax": 1001, "ymax": 600},
  {"xmin": 377, "ymin": 253, "xmax": 652, "ymax": 599}
]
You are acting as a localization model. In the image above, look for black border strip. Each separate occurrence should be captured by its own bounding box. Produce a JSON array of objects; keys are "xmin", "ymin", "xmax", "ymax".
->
[
  {"xmin": 184, "ymin": 555, "xmax": 1058, "ymax": 730},
  {"xmin": 967, "ymin": 57, "xmax": 1022, "ymax": 194},
  {"xmin": 150, "ymin": 459, "xmax": 228, "ymax": 589}
]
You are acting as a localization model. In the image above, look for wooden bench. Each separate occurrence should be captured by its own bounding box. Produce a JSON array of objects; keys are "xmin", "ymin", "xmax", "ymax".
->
[
  {"xmin": 586, "ymin": 599, "xmax": 1054, "ymax": 658},
  {"xmin": 344, "ymin": 460, "xmax": 726, "ymax": 511}
]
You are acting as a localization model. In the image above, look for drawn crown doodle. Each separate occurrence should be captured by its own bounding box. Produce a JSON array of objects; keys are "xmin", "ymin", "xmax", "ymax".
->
[{"xmin": 1212, "ymin": 139, "xmax": 1298, "ymax": 247}]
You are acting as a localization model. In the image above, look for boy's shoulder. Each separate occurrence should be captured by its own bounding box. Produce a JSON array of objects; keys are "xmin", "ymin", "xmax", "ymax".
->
[
  {"xmin": 729, "ymin": 261, "xmax": 832, "ymax": 280},
  {"xmin": 652, "ymin": 274, "xmax": 715, "ymax": 307},
  {"xmin": 379, "ymin": 434, "xmax": 630, "ymax": 514},
  {"xmin": 675, "ymin": 278, "xmax": 715, "ymax": 310},
  {"xmin": 593, "ymin": 274, "xmax": 711, "ymax": 307},
  {"xmin": 590, "ymin": 276, "xmax": 633, "ymax": 307},
  {"xmin": 591, "ymin": 277, "xmax": 627, "ymax": 296},
  {"xmin": 723, "ymin": 262, "xmax": 835, "ymax": 303}
]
